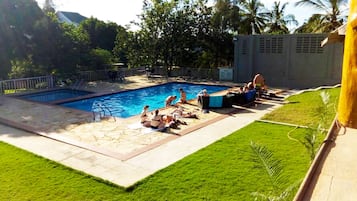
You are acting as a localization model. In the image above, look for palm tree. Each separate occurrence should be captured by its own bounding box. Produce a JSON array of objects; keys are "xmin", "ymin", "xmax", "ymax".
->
[
  {"xmin": 295, "ymin": 0, "xmax": 348, "ymax": 33},
  {"xmin": 266, "ymin": 1, "xmax": 298, "ymax": 34},
  {"xmin": 239, "ymin": 0, "xmax": 268, "ymax": 34},
  {"xmin": 294, "ymin": 14, "xmax": 324, "ymax": 33}
]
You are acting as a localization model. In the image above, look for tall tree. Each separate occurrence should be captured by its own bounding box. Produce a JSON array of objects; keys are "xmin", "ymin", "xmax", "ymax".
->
[
  {"xmin": 294, "ymin": 14, "xmax": 323, "ymax": 33},
  {"xmin": 123, "ymin": 0, "xmax": 235, "ymax": 71},
  {"xmin": 80, "ymin": 18, "xmax": 119, "ymax": 51},
  {"xmin": 265, "ymin": 1, "xmax": 298, "ymax": 34},
  {"xmin": 138, "ymin": 0, "xmax": 203, "ymax": 74},
  {"xmin": 295, "ymin": 0, "xmax": 348, "ymax": 32},
  {"xmin": 239, "ymin": 0, "xmax": 268, "ymax": 34},
  {"xmin": 212, "ymin": 0, "xmax": 242, "ymax": 34},
  {"xmin": 208, "ymin": 0, "xmax": 236, "ymax": 67},
  {"xmin": 0, "ymin": 0, "xmax": 45, "ymax": 78},
  {"xmin": 43, "ymin": 0, "xmax": 55, "ymax": 14}
]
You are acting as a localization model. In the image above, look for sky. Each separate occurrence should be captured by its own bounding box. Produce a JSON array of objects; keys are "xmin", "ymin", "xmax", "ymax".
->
[{"xmin": 35, "ymin": 0, "xmax": 350, "ymax": 31}]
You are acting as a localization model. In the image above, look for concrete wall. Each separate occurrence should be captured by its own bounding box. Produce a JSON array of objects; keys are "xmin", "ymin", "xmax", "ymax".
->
[{"xmin": 233, "ymin": 34, "xmax": 343, "ymax": 89}]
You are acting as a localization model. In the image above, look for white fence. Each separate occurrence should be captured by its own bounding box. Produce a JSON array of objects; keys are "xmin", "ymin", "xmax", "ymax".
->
[{"xmin": 0, "ymin": 75, "xmax": 54, "ymax": 94}]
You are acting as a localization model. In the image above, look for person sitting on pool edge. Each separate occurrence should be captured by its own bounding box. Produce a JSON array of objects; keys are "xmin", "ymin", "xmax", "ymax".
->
[
  {"xmin": 149, "ymin": 109, "xmax": 166, "ymax": 130},
  {"xmin": 179, "ymin": 88, "xmax": 187, "ymax": 103},
  {"xmin": 140, "ymin": 105, "xmax": 150, "ymax": 124},
  {"xmin": 165, "ymin": 95, "xmax": 177, "ymax": 107}
]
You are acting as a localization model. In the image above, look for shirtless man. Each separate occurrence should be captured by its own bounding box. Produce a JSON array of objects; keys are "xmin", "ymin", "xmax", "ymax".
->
[
  {"xmin": 253, "ymin": 73, "xmax": 265, "ymax": 90},
  {"xmin": 165, "ymin": 95, "xmax": 177, "ymax": 107},
  {"xmin": 253, "ymin": 73, "xmax": 266, "ymax": 97}
]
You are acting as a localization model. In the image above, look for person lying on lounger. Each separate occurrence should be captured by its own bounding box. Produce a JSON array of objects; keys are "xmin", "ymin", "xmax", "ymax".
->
[
  {"xmin": 162, "ymin": 114, "xmax": 187, "ymax": 129},
  {"xmin": 171, "ymin": 108, "xmax": 198, "ymax": 119}
]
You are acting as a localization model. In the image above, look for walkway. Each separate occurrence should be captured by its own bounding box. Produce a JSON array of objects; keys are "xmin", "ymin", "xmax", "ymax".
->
[{"xmin": 297, "ymin": 125, "xmax": 357, "ymax": 201}]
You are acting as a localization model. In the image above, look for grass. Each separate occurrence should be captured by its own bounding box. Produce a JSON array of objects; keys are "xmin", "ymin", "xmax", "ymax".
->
[
  {"xmin": 262, "ymin": 88, "xmax": 340, "ymax": 128},
  {"xmin": 0, "ymin": 87, "xmax": 340, "ymax": 200},
  {"xmin": 3, "ymin": 88, "xmax": 30, "ymax": 94}
]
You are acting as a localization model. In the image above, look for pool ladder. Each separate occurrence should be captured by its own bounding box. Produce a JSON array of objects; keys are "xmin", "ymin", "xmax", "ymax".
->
[{"xmin": 92, "ymin": 102, "xmax": 116, "ymax": 122}]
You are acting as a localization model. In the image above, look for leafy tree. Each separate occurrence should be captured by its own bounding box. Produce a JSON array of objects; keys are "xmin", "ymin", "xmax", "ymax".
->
[
  {"xmin": 30, "ymin": 12, "xmax": 86, "ymax": 76},
  {"xmin": 138, "ymin": 0, "xmax": 199, "ymax": 75},
  {"xmin": 239, "ymin": 0, "xmax": 268, "ymax": 34},
  {"xmin": 207, "ymin": 0, "xmax": 239, "ymax": 67},
  {"xmin": 43, "ymin": 0, "xmax": 55, "ymax": 14},
  {"xmin": 211, "ymin": 0, "xmax": 232, "ymax": 33},
  {"xmin": 295, "ymin": 0, "xmax": 348, "ymax": 33},
  {"xmin": 88, "ymin": 48, "xmax": 114, "ymax": 70},
  {"xmin": 294, "ymin": 14, "xmax": 323, "ymax": 33},
  {"xmin": 8, "ymin": 57, "xmax": 39, "ymax": 78},
  {"xmin": 113, "ymin": 26, "xmax": 130, "ymax": 66},
  {"xmin": 0, "ymin": 0, "xmax": 45, "ymax": 78},
  {"xmin": 265, "ymin": 1, "xmax": 298, "ymax": 34},
  {"xmin": 80, "ymin": 18, "xmax": 120, "ymax": 51}
]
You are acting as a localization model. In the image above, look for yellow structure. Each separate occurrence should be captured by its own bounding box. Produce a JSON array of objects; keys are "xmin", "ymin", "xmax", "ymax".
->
[{"xmin": 338, "ymin": 0, "xmax": 357, "ymax": 128}]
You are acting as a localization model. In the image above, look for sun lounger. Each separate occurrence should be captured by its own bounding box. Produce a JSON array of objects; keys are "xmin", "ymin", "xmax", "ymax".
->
[{"xmin": 199, "ymin": 90, "xmax": 257, "ymax": 109}]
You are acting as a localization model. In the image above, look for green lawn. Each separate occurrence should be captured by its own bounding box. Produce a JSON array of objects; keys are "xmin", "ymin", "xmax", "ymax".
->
[
  {"xmin": 0, "ymin": 88, "xmax": 340, "ymax": 200},
  {"xmin": 262, "ymin": 88, "xmax": 340, "ymax": 128}
]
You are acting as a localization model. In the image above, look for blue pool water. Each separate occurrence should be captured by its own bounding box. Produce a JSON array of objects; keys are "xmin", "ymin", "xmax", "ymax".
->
[
  {"xmin": 61, "ymin": 82, "xmax": 229, "ymax": 118},
  {"xmin": 19, "ymin": 89, "xmax": 93, "ymax": 102}
]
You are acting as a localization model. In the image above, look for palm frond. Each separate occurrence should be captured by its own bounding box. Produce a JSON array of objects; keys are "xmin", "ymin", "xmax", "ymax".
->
[
  {"xmin": 250, "ymin": 141, "xmax": 285, "ymax": 190},
  {"xmin": 250, "ymin": 141, "xmax": 303, "ymax": 201}
]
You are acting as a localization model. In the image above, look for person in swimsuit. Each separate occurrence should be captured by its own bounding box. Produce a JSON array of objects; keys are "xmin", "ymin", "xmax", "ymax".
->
[
  {"xmin": 165, "ymin": 95, "xmax": 177, "ymax": 107},
  {"xmin": 253, "ymin": 73, "xmax": 266, "ymax": 97},
  {"xmin": 140, "ymin": 105, "xmax": 150, "ymax": 124},
  {"xmin": 179, "ymin": 88, "xmax": 187, "ymax": 103},
  {"xmin": 150, "ymin": 109, "xmax": 165, "ymax": 129}
]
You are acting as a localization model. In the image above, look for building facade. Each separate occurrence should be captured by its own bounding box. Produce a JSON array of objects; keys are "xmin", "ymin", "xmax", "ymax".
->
[{"xmin": 233, "ymin": 34, "xmax": 344, "ymax": 89}]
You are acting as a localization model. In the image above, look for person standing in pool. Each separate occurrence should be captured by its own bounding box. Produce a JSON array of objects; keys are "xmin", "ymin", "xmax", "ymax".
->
[{"xmin": 179, "ymin": 88, "xmax": 187, "ymax": 103}]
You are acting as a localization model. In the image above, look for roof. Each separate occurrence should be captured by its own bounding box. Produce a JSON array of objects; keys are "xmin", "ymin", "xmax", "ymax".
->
[
  {"xmin": 56, "ymin": 11, "xmax": 87, "ymax": 26},
  {"xmin": 321, "ymin": 24, "xmax": 346, "ymax": 47}
]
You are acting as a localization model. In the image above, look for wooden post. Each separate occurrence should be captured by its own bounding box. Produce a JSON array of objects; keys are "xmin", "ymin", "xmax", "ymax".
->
[{"xmin": 338, "ymin": 0, "xmax": 357, "ymax": 128}]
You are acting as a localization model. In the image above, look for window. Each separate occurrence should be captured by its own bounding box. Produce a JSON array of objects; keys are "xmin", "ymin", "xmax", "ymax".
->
[
  {"xmin": 296, "ymin": 36, "xmax": 324, "ymax": 54},
  {"xmin": 259, "ymin": 37, "xmax": 283, "ymax": 54}
]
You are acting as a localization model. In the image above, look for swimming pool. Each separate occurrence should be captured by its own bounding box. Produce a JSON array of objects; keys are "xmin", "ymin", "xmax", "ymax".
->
[
  {"xmin": 19, "ymin": 89, "xmax": 93, "ymax": 103},
  {"xmin": 60, "ymin": 82, "xmax": 229, "ymax": 118}
]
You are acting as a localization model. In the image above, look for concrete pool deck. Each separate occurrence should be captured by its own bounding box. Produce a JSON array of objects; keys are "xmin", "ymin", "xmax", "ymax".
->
[{"xmin": 0, "ymin": 99, "xmax": 283, "ymax": 187}]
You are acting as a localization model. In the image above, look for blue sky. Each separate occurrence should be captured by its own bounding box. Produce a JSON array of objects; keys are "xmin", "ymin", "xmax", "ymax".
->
[{"xmin": 35, "ymin": 0, "xmax": 350, "ymax": 31}]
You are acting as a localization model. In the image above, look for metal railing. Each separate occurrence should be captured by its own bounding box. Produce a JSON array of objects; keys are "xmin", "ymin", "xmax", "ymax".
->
[
  {"xmin": 92, "ymin": 101, "xmax": 115, "ymax": 122},
  {"xmin": 0, "ymin": 75, "xmax": 54, "ymax": 95},
  {"xmin": 78, "ymin": 68, "xmax": 141, "ymax": 82},
  {"xmin": 77, "ymin": 67, "xmax": 221, "ymax": 82}
]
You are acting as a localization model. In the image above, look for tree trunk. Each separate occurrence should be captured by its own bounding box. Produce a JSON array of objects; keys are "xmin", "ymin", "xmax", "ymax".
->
[{"xmin": 337, "ymin": 0, "xmax": 357, "ymax": 128}]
